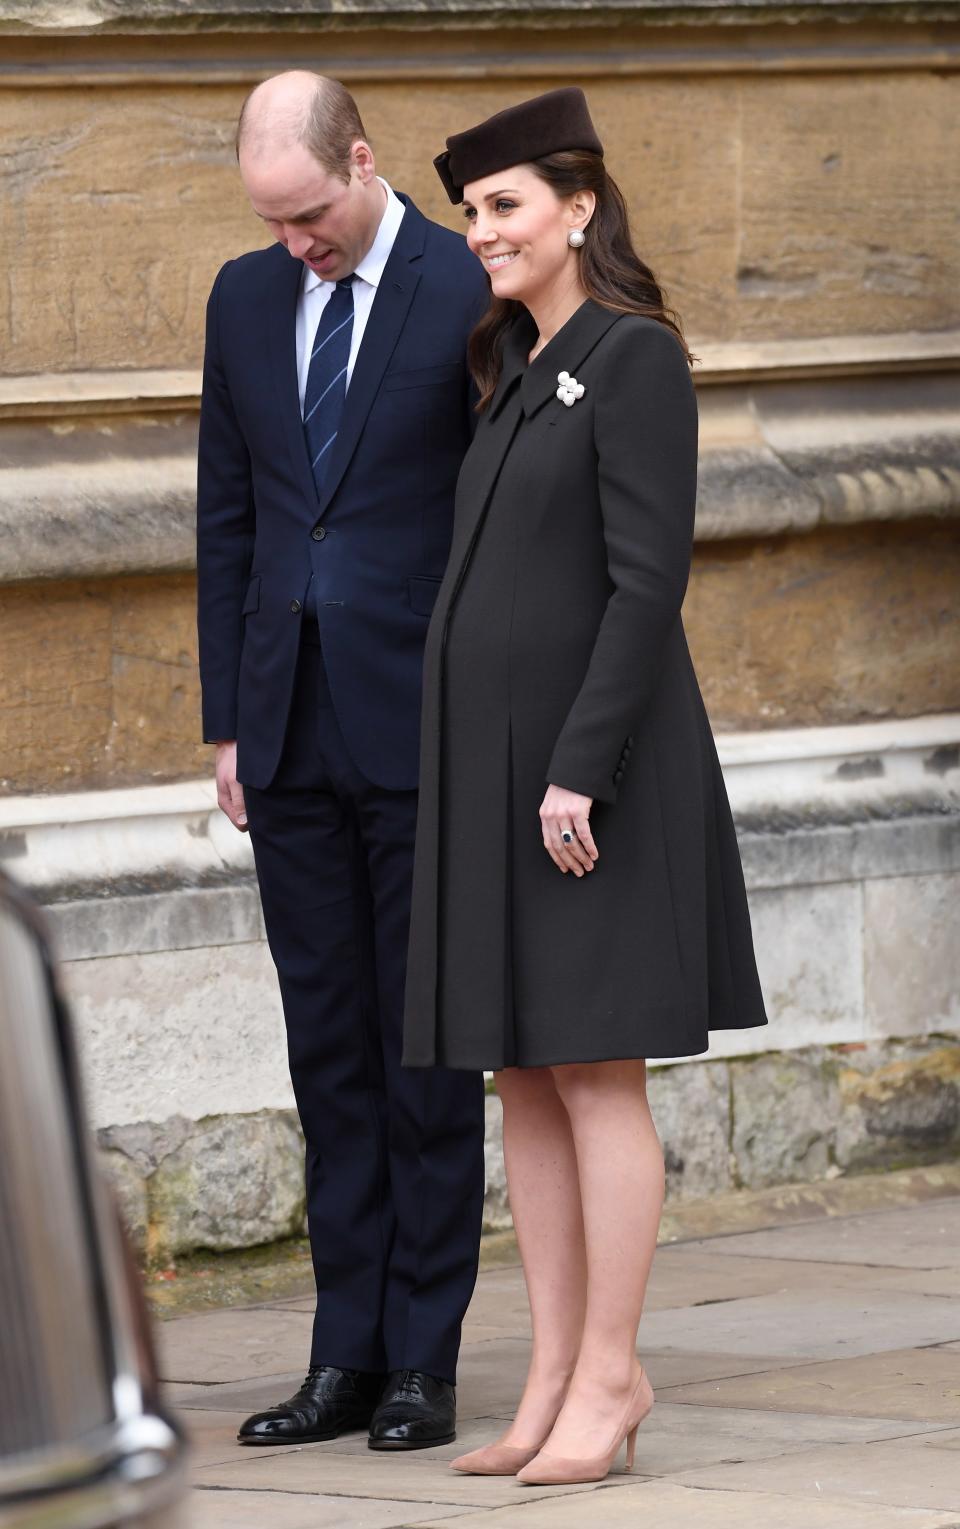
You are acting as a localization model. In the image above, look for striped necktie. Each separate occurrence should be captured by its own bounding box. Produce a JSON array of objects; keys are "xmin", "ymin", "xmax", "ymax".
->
[{"xmin": 303, "ymin": 275, "xmax": 354, "ymax": 498}]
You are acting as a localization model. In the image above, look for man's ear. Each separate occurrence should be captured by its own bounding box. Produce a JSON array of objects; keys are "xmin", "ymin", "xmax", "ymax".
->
[{"xmin": 352, "ymin": 139, "xmax": 377, "ymax": 183}]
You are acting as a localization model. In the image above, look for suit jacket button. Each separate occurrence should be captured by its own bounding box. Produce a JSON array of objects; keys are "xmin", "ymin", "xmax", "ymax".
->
[
  {"xmin": 613, "ymin": 769, "xmax": 624, "ymax": 785},
  {"xmin": 290, "ymin": 599, "xmax": 302, "ymax": 613},
  {"xmin": 311, "ymin": 525, "xmax": 326, "ymax": 541}
]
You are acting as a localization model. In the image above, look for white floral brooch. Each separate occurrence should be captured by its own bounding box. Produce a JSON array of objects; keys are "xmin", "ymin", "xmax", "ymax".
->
[{"xmin": 556, "ymin": 370, "xmax": 585, "ymax": 407}]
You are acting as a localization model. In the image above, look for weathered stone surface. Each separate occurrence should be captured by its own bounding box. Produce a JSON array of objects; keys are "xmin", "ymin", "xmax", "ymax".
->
[
  {"xmin": 98, "ymin": 1144, "xmax": 149, "ymax": 1255},
  {"xmin": 0, "ymin": 572, "xmax": 208, "ymax": 794},
  {"xmin": 482, "ymin": 1091, "xmax": 511, "ymax": 1233},
  {"xmin": 149, "ymin": 1111, "xmax": 305, "ymax": 1262},
  {"xmin": 64, "ymin": 940, "xmax": 291, "ymax": 1128},
  {"xmin": 49, "ymin": 883, "xmax": 263, "ymax": 963},
  {"xmin": 1, "ymin": 59, "xmax": 957, "ymax": 372},
  {"xmin": 4, "ymin": 520, "xmax": 959, "ymax": 795},
  {"xmin": 864, "ymin": 873, "xmax": 960, "ymax": 1038},
  {"xmin": 648, "ymin": 1059, "xmax": 733, "ymax": 1200},
  {"xmin": 686, "ymin": 521, "xmax": 960, "ymax": 734},
  {"xmin": 835, "ymin": 1039, "xmax": 960, "ymax": 1171},
  {"xmin": 735, "ymin": 881, "xmax": 863, "ymax": 1053},
  {"xmin": 729, "ymin": 1049, "xmax": 839, "ymax": 1189}
]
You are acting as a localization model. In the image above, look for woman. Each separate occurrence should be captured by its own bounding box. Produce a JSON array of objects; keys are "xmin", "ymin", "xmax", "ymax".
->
[{"xmin": 403, "ymin": 87, "xmax": 768, "ymax": 1486}]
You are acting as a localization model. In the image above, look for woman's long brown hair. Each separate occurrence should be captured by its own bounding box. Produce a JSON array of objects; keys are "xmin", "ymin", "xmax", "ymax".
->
[{"xmin": 468, "ymin": 150, "xmax": 693, "ymax": 411}]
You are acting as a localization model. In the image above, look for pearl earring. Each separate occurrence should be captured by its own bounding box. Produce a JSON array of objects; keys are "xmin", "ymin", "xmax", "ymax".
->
[{"xmin": 567, "ymin": 228, "xmax": 586, "ymax": 248}]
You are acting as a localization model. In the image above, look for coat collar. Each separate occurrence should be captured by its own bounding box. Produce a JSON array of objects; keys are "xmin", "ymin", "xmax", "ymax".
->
[{"xmin": 488, "ymin": 298, "xmax": 622, "ymax": 421}]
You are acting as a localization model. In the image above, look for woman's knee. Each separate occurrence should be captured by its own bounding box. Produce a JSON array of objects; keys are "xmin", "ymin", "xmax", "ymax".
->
[
  {"xmin": 551, "ymin": 1058, "xmax": 648, "ymax": 1110},
  {"xmin": 494, "ymin": 1065, "xmax": 557, "ymax": 1105}
]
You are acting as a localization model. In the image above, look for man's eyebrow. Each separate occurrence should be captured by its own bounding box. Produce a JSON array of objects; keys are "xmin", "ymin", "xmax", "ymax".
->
[{"xmin": 255, "ymin": 204, "xmax": 327, "ymax": 222}]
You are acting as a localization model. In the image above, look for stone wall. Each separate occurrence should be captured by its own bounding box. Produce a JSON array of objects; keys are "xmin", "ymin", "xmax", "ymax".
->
[
  {"xmin": 97, "ymin": 1034, "xmax": 960, "ymax": 1263},
  {"xmin": 1, "ymin": 0, "xmax": 958, "ymax": 1258},
  {"xmin": 5, "ymin": 716, "xmax": 953, "ymax": 1262}
]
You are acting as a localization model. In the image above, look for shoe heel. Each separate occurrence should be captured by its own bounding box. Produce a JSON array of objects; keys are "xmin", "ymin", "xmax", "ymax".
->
[{"xmin": 625, "ymin": 1424, "xmax": 639, "ymax": 1472}]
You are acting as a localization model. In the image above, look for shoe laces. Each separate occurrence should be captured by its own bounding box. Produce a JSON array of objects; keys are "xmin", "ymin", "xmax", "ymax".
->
[{"xmin": 393, "ymin": 1368, "xmax": 426, "ymax": 1398}]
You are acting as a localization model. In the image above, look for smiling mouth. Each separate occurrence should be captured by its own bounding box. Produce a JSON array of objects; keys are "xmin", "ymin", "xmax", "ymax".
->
[{"xmin": 485, "ymin": 251, "xmax": 519, "ymax": 271}]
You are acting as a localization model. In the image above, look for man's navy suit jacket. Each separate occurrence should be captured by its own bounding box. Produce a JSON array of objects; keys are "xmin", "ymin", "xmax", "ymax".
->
[{"xmin": 197, "ymin": 195, "xmax": 489, "ymax": 792}]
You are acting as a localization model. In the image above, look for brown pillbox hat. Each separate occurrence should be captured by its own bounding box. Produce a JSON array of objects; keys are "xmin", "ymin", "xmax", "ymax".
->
[{"xmin": 434, "ymin": 87, "xmax": 603, "ymax": 205}]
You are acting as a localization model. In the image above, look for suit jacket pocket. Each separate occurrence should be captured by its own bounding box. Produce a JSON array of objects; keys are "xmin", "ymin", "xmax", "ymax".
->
[
  {"xmin": 383, "ymin": 362, "xmax": 462, "ymax": 392},
  {"xmin": 408, "ymin": 575, "xmax": 442, "ymax": 618},
  {"xmin": 241, "ymin": 574, "xmax": 261, "ymax": 615}
]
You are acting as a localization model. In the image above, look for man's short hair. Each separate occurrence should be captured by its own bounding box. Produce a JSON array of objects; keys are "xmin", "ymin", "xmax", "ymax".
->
[{"xmin": 236, "ymin": 75, "xmax": 369, "ymax": 181}]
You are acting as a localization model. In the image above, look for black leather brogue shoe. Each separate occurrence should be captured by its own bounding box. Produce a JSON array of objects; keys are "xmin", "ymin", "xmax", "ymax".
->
[
  {"xmin": 237, "ymin": 1364, "xmax": 384, "ymax": 1445},
  {"xmin": 367, "ymin": 1369, "xmax": 456, "ymax": 1450}
]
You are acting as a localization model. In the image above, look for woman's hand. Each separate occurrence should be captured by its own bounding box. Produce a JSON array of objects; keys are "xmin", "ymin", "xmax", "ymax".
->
[{"xmin": 540, "ymin": 784, "xmax": 598, "ymax": 877}]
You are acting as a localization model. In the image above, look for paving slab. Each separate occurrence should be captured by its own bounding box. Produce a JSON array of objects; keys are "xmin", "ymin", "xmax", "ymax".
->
[
  {"xmin": 638, "ymin": 1286, "xmax": 960, "ymax": 1361},
  {"xmin": 191, "ymin": 1448, "xmax": 614, "ymax": 1509},
  {"xmin": 407, "ymin": 1479, "xmax": 960, "ymax": 1529},
  {"xmin": 687, "ymin": 1200, "xmax": 960, "ymax": 1269},
  {"xmin": 673, "ymin": 1429, "xmax": 960, "ymax": 1511},
  {"xmin": 641, "ymin": 1349, "xmax": 809, "ymax": 1389},
  {"xmin": 643, "ymin": 1246, "xmax": 960, "ymax": 1305},
  {"xmin": 270, "ymin": 1415, "xmax": 517, "ymax": 1463},
  {"xmin": 189, "ymin": 1487, "xmax": 472, "ymax": 1527},
  {"xmin": 165, "ymin": 1371, "xmax": 305, "ymax": 1412},
  {"xmin": 158, "ymin": 1306, "xmax": 314, "ymax": 1383},
  {"xmin": 609, "ymin": 1401, "xmax": 940, "ymax": 1476},
  {"xmin": 661, "ymin": 1346, "xmax": 960, "ymax": 1422}
]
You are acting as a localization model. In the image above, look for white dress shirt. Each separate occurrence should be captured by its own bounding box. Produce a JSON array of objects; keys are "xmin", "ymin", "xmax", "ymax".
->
[{"xmin": 295, "ymin": 179, "xmax": 406, "ymax": 416}]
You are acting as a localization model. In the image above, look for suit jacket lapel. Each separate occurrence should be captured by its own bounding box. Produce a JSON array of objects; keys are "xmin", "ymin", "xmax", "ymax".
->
[
  {"xmin": 315, "ymin": 198, "xmax": 426, "ymax": 516},
  {"xmin": 266, "ymin": 248, "xmax": 319, "ymax": 518}
]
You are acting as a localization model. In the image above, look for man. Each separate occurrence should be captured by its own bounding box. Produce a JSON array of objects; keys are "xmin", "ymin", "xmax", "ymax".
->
[{"xmin": 196, "ymin": 71, "xmax": 487, "ymax": 1451}]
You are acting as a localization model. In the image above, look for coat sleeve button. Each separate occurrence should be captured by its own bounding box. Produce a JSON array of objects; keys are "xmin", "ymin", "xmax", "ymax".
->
[
  {"xmin": 613, "ymin": 768, "xmax": 624, "ymax": 785},
  {"xmin": 290, "ymin": 599, "xmax": 302, "ymax": 613}
]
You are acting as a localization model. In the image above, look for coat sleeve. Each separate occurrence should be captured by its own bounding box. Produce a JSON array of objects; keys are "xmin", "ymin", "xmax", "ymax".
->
[
  {"xmin": 546, "ymin": 318, "xmax": 698, "ymax": 805},
  {"xmin": 196, "ymin": 260, "xmax": 256, "ymax": 744}
]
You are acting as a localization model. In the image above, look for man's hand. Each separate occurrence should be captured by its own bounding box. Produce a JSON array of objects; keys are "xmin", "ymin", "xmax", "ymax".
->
[
  {"xmin": 540, "ymin": 784, "xmax": 597, "ymax": 877},
  {"xmin": 214, "ymin": 741, "xmax": 248, "ymax": 832}
]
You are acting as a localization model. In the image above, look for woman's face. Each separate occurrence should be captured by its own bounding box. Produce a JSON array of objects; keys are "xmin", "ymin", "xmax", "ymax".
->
[{"xmin": 462, "ymin": 164, "xmax": 591, "ymax": 306}]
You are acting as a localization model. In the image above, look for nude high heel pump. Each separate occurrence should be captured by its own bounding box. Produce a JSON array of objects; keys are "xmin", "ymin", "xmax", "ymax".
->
[
  {"xmin": 450, "ymin": 1438, "xmax": 549, "ymax": 1476},
  {"xmin": 451, "ymin": 1385, "xmax": 572, "ymax": 1476},
  {"xmin": 515, "ymin": 1369, "xmax": 654, "ymax": 1486}
]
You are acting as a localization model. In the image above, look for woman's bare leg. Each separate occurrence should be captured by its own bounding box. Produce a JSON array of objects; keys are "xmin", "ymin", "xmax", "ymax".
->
[
  {"xmin": 493, "ymin": 1065, "xmax": 587, "ymax": 1447},
  {"xmin": 541, "ymin": 1058, "xmax": 664, "ymax": 1460}
]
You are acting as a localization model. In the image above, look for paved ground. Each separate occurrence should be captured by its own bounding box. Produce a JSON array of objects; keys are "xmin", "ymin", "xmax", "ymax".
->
[{"xmin": 161, "ymin": 1175, "xmax": 960, "ymax": 1528}]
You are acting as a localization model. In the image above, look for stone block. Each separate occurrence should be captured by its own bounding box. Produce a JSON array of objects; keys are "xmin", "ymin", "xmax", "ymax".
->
[
  {"xmin": 0, "ymin": 574, "xmax": 207, "ymax": 795},
  {"xmin": 729, "ymin": 1048, "xmax": 839, "ymax": 1188},
  {"xmin": 63, "ymin": 940, "xmax": 292, "ymax": 1128},
  {"xmin": 97, "ymin": 1145, "xmax": 149, "ymax": 1256},
  {"xmin": 730, "ymin": 882, "xmax": 863, "ymax": 1053},
  {"xmin": 836, "ymin": 1038, "xmax": 960, "ymax": 1171},
  {"xmin": 865, "ymin": 873, "xmax": 960, "ymax": 1037},
  {"xmin": 49, "ymin": 883, "xmax": 263, "ymax": 962},
  {"xmin": 482, "ymin": 1092, "xmax": 510, "ymax": 1233},
  {"xmin": 686, "ymin": 522, "xmax": 960, "ymax": 734},
  {"xmin": 148, "ymin": 1111, "xmax": 305, "ymax": 1263},
  {"xmin": 648, "ymin": 1059, "xmax": 733, "ymax": 1200}
]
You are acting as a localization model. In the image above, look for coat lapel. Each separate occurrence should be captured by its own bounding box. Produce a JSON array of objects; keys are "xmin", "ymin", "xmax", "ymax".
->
[
  {"xmin": 315, "ymin": 197, "xmax": 426, "ymax": 516},
  {"xmin": 444, "ymin": 300, "xmax": 623, "ymax": 586},
  {"xmin": 519, "ymin": 298, "xmax": 621, "ymax": 419}
]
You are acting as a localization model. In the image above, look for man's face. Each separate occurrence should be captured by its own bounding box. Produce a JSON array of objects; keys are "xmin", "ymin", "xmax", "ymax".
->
[{"xmin": 240, "ymin": 139, "xmax": 379, "ymax": 282}]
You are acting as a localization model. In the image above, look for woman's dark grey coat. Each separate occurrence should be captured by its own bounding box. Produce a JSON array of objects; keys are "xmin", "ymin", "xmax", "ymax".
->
[{"xmin": 403, "ymin": 298, "xmax": 767, "ymax": 1070}]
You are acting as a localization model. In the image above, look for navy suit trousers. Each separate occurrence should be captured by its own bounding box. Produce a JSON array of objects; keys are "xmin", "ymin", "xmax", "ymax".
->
[{"xmin": 243, "ymin": 636, "xmax": 486, "ymax": 1383}]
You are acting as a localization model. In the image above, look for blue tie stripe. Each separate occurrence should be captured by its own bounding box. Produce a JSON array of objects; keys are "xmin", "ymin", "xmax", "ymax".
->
[{"xmin": 303, "ymin": 277, "xmax": 354, "ymax": 499}]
